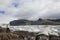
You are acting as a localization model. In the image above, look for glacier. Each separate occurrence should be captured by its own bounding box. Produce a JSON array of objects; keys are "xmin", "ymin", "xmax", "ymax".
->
[{"xmin": 1, "ymin": 25, "xmax": 60, "ymax": 36}]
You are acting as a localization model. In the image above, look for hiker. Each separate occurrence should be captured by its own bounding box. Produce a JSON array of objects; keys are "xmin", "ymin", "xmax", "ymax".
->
[{"xmin": 6, "ymin": 24, "xmax": 10, "ymax": 33}]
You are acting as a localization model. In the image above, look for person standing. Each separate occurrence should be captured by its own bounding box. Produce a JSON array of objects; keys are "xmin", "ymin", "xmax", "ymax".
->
[{"xmin": 6, "ymin": 24, "xmax": 10, "ymax": 33}]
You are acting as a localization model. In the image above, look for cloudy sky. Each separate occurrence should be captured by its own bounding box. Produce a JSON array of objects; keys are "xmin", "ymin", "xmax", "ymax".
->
[{"xmin": 0, "ymin": 0, "xmax": 60, "ymax": 24}]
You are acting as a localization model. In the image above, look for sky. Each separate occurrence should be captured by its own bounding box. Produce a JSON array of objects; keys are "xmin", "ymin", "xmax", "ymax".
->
[{"xmin": 0, "ymin": 0, "xmax": 60, "ymax": 24}]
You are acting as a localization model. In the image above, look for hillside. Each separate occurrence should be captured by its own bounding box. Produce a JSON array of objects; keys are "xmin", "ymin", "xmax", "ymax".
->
[{"xmin": 10, "ymin": 19, "xmax": 60, "ymax": 26}]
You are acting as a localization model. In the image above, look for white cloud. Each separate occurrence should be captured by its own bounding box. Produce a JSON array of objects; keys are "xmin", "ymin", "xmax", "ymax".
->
[
  {"xmin": 0, "ymin": 0, "xmax": 60, "ymax": 23},
  {"xmin": 0, "ymin": 14, "xmax": 17, "ymax": 24}
]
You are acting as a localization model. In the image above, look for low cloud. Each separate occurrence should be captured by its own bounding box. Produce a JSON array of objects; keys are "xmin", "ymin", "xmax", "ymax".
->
[{"xmin": 0, "ymin": 0, "xmax": 60, "ymax": 23}]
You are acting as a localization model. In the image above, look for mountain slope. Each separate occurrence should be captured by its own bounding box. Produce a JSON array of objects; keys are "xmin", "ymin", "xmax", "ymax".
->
[{"xmin": 10, "ymin": 19, "xmax": 60, "ymax": 26}]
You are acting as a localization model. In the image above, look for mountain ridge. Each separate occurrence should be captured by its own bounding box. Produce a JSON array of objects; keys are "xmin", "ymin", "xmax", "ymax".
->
[{"xmin": 10, "ymin": 18, "xmax": 60, "ymax": 26}]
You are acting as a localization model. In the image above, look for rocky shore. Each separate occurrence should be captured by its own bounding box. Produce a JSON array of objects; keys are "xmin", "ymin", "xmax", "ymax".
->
[{"xmin": 0, "ymin": 27, "xmax": 60, "ymax": 40}]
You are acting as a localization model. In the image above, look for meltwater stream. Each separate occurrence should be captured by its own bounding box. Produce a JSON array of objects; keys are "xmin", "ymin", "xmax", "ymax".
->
[{"xmin": 1, "ymin": 25, "xmax": 60, "ymax": 36}]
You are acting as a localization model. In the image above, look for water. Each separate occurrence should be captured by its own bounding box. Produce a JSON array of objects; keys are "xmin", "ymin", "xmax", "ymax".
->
[{"xmin": 1, "ymin": 25, "xmax": 60, "ymax": 36}]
